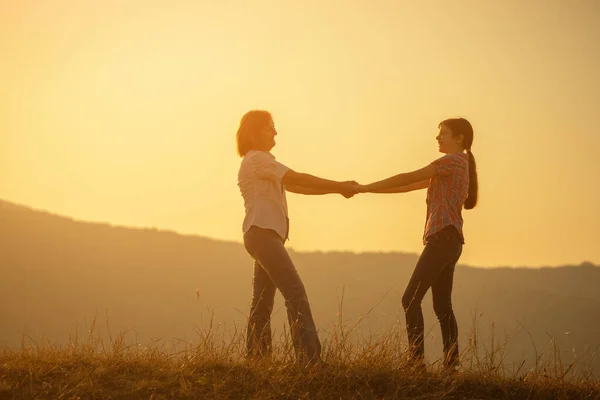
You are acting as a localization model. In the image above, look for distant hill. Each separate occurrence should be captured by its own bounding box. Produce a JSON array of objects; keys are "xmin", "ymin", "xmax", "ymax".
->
[{"xmin": 1, "ymin": 199, "xmax": 599, "ymax": 375}]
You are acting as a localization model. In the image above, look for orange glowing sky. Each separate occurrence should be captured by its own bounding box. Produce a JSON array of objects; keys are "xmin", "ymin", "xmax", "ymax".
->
[{"xmin": 2, "ymin": 1, "xmax": 600, "ymax": 267}]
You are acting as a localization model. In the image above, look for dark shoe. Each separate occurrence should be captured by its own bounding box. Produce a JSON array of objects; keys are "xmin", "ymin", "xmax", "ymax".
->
[{"xmin": 441, "ymin": 360, "xmax": 459, "ymax": 377}]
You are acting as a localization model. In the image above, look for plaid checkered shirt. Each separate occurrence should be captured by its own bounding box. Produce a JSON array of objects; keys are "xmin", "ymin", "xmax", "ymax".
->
[{"xmin": 423, "ymin": 153, "xmax": 470, "ymax": 244}]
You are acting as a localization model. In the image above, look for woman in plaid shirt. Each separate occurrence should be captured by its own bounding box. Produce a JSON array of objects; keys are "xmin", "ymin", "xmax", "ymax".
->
[{"xmin": 359, "ymin": 118, "xmax": 479, "ymax": 372}]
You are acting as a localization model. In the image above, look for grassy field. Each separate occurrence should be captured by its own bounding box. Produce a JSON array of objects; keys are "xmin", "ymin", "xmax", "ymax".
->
[{"xmin": 1, "ymin": 317, "xmax": 599, "ymax": 400}]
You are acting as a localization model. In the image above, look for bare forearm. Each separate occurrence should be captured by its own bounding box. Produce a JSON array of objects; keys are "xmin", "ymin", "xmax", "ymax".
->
[
  {"xmin": 283, "ymin": 171, "xmax": 344, "ymax": 193},
  {"xmin": 370, "ymin": 187, "xmax": 409, "ymax": 193},
  {"xmin": 362, "ymin": 173, "xmax": 413, "ymax": 192},
  {"xmin": 285, "ymin": 185, "xmax": 335, "ymax": 195},
  {"xmin": 368, "ymin": 180, "xmax": 429, "ymax": 193},
  {"xmin": 361, "ymin": 165, "xmax": 436, "ymax": 193}
]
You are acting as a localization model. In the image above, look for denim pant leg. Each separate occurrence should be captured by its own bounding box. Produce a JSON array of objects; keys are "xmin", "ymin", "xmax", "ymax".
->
[
  {"xmin": 244, "ymin": 227, "xmax": 321, "ymax": 363},
  {"xmin": 432, "ymin": 259, "xmax": 460, "ymax": 367},
  {"xmin": 247, "ymin": 259, "xmax": 277, "ymax": 357},
  {"xmin": 402, "ymin": 227, "xmax": 462, "ymax": 362}
]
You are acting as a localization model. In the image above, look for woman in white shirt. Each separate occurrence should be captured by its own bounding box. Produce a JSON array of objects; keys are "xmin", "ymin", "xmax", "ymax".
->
[{"xmin": 237, "ymin": 110, "xmax": 357, "ymax": 364}]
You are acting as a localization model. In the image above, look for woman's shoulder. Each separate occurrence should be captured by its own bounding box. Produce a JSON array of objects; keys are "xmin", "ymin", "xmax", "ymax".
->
[
  {"xmin": 244, "ymin": 150, "xmax": 276, "ymax": 163},
  {"xmin": 432, "ymin": 153, "xmax": 468, "ymax": 177},
  {"xmin": 241, "ymin": 151, "xmax": 262, "ymax": 165},
  {"xmin": 240, "ymin": 151, "xmax": 279, "ymax": 174},
  {"xmin": 439, "ymin": 152, "xmax": 468, "ymax": 166},
  {"xmin": 443, "ymin": 152, "xmax": 468, "ymax": 160}
]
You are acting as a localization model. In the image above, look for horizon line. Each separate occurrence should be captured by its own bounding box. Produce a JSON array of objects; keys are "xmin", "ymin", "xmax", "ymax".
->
[{"xmin": 1, "ymin": 198, "xmax": 597, "ymax": 270}]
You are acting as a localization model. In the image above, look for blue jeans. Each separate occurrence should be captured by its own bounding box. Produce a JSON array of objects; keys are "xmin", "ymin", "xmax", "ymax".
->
[
  {"xmin": 402, "ymin": 225, "xmax": 462, "ymax": 367},
  {"xmin": 243, "ymin": 226, "xmax": 321, "ymax": 363}
]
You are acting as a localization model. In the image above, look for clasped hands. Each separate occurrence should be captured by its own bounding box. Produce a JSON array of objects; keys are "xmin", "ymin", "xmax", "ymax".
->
[{"xmin": 339, "ymin": 181, "xmax": 364, "ymax": 199}]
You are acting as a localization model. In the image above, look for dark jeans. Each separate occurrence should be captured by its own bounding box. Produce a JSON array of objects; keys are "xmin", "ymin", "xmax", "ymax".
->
[
  {"xmin": 402, "ymin": 225, "xmax": 462, "ymax": 368},
  {"xmin": 243, "ymin": 226, "xmax": 321, "ymax": 363}
]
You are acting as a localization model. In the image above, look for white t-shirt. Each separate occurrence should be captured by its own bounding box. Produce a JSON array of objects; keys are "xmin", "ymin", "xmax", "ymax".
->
[{"xmin": 238, "ymin": 150, "xmax": 291, "ymax": 240}]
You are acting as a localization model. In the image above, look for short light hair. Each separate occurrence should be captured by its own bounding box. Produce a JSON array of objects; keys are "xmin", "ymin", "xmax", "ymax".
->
[{"xmin": 236, "ymin": 110, "xmax": 272, "ymax": 157}]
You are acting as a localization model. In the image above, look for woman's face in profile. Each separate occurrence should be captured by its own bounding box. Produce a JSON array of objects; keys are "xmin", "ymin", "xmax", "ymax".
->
[
  {"xmin": 258, "ymin": 119, "xmax": 278, "ymax": 151},
  {"xmin": 436, "ymin": 124, "xmax": 463, "ymax": 154}
]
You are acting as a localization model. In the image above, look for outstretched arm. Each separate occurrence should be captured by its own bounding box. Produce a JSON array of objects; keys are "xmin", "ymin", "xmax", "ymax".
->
[
  {"xmin": 368, "ymin": 180, "xmax": 429, "ymax": 193},
  {"xmin": 359, "ymin": 164, "xmax": 437, "ymax": 193},
  {"xmin": 282, "ymin": 171, "xmax": 357, "ymax": 197},
  {"xmin": 286, "ymin": 181, "xmax": 358, "ymax": 198},
  {"xmin": 285, "ymin": 185, "xmax": 334, "ymax": 195}
]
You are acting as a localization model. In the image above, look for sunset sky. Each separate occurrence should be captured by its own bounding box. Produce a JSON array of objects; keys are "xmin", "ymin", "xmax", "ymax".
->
[{"xmin": 2, "ymin": 0, "xmax": 599, "ymax": 267}]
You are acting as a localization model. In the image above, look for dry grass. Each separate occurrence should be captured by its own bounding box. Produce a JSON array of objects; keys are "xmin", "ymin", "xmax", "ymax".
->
[{"xmin": 1, "ymin": 312, "xmax": 599, "ymax": 400}]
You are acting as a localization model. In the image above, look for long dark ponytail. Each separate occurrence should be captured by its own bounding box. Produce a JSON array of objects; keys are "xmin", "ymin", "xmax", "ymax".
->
[{"xmin": 439, "ymin": 118, "xmax": 478, "ymax": 209}]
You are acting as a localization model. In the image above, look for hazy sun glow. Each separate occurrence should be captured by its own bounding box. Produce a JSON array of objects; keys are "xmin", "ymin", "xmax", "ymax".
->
[{"xmin": 2, "ymin": 0, "xmax": 600, "ymax": 267}]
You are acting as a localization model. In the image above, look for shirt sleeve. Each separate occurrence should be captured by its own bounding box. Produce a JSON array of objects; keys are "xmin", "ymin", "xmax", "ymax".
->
[
  {"xmin": 253, "ymin": 152, "xmax": 290, "ymax": 183},
  {"xmin": 432, "ymin": 154, "xmax": 460, "ymax": 177}
]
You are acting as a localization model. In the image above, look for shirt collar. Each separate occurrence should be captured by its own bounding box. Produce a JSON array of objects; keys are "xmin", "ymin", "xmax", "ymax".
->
[{"xmin": 248, "ymin": 150, "xmax": 276, "ymax": 159}]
